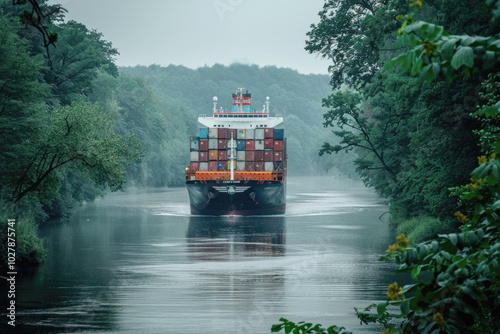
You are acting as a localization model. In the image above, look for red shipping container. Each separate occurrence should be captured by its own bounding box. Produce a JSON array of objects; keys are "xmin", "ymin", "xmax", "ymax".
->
[
  {"xmin": 199, "ymin": 151, "xmax": 208, "ymax": 162},
  {"xmin": 218, "ymin": 128, "xmax": 228, "ymax": 139},
  {"xmin": 264, "ymin": 150, "xmax": 274, "ymax": 162},
  {"xmin": 218, "ymin": 150, "xmax": 227, "ymax": 161},
  {"xmin": 245, "ymin": 150, "xmax": 255, "ymax": 161},
  {"xmin": 245, "ymin": 140, "xmax": 255, "ymax": 150},
  {"xmin": 209, "ymin": 150, "xmax": 218, "ymax": 161},
  {"xmin": 274, "ymin": 151, "xmax": 283, "ymax": 161},
  {"xmin": 228, "ymin": 129, "xmax": 237, "ymax": 139},
  {"xmin": 218, "ymin": 139, "xmax": 227, "ymax": 150},
  {"xmin": 209, "ymin": 161, "xmax": 219, "ymax": 171},
  {"xmin": 245, "ymin": 162, "xmax": 255, "ymax": 171},
  {"xmin": 274, "ymin": 140, "xmax": 283, "ymax": 151},
  {"xmin": 219, "ymin": 161, "xmax": 228, "ymax": 171},
  {"xmin": 264, "ymin": 139, "xmax": 274, "ymax": 149},
  {"xmin": 190, "ymin": 162, "xmax": 199, "ymax": 171},
  {"xmin": 264, "ymin": 128, "xmax": 274, "ymax": 138},
  {"xmin": 254, "ymin": 151, "xmax": 264, "ymax": 162},
  {"xmin": 199, "ymin": 139, "xmax": 208, "ymax": 151},
  {"xmin": 255, "ymin": 162, "xmax": 264, "ymax": 171}
]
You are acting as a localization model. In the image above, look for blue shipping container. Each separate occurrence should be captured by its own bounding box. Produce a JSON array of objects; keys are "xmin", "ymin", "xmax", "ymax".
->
[
  {"xmin": 236, "ymin": 139, "xmax": 246, "ymax": 150},
  {"xmin": 200, "ymin": 128, "xmax": 209, "ymax": 139},
  {"xmin": 273, "ymin": 128, "xmax": 284, "ymax": 140}
]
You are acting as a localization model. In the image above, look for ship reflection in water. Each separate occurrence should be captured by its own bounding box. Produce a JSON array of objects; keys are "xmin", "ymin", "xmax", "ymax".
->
[{"xmin": 186, "ymin": 216, "xmax": 285, "ymax": 261}]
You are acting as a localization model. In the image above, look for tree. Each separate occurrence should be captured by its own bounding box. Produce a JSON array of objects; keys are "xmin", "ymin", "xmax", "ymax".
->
[{"xmin": 10, "ymin": 98, "xmax": 142, "ymax": 203}]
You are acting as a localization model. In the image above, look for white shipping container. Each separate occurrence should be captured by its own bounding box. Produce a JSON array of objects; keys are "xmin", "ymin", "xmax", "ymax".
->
[
  {"xmin": 237, "ymin": 129, "xmax": 246, "ymax": 139},
  {"xmin": 199, "ymin": 162, "xmax": 209, "ymax": 171},
  {"xmin": 227, "ymin": 139, "xmax": 237, "ymax": 148},
  {"xmin": 209, "ymin": 139, "xmax": 218, "ymax": 150},
  {"xmin": 265, "ymin": 162, "xmax": 274, "ymax": 171},
  {"xmin": 245, "ymin": 129, "xmax": 254, "ymax": 139},
  {"xmin": 255, "ymin": 139, "xmax": 264, "ymax": 150},
  {"xmin": 237, "ymin": 151, "xmax": 246, "ymax": 161},
  {"xmin": 237, "ymin": 161, "xmax": 246, "ymax": 171},
  {"xmin": 209, "ymin": 128, "xmax": 218, "ymax": 138},
  {"xmin": 255, "ymin": 128, "xmax": 265, "ymax": 140},
  {"xmin": 190, "ymin": 151, "xmax": 199, "ymax": 162}
]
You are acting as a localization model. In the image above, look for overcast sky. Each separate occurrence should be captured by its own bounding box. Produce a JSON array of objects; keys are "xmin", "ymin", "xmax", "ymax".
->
[{"xmin": 47, "ymin": 0, "xmax": 331, "ymax": 74}]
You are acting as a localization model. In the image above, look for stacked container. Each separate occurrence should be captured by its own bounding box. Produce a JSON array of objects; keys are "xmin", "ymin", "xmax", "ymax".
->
[{"xmin": 189, "ymin": 127, "xmax": 285, "ymax": 173}]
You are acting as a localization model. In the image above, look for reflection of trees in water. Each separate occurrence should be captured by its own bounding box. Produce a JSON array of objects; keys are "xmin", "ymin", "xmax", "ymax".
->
[{"xmin": 186, "ymin": 216, "xmax": 285, "ymax": 261}]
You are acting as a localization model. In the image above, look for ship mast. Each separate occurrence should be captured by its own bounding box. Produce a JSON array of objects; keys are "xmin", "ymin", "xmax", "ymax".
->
[{"xmin": 229, "ymin": 131, "xmax": 235, "ymax": 181}]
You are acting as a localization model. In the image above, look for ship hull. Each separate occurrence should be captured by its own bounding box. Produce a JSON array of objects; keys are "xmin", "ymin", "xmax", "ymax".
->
[{"xmin": 186, "ymin": 180, "xmax": 286, "ymax": 215}]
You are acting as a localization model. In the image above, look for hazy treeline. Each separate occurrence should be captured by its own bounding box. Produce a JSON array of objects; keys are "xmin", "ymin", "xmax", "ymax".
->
[{"xmin": 120, "ymin": 63, "xmax": 352, "ymax": 177}]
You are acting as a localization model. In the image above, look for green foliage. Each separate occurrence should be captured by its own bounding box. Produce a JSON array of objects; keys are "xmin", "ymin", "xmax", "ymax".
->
[
  {"xmin": 271, "ymin": 318, "xmax": 351, "ymax": 334},
  {"xmin": 396, "ymin": 215, "xmax": 457, "ymax": 244}
]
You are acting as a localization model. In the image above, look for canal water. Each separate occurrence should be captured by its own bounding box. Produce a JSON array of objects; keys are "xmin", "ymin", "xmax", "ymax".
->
[{"xmin": 6, "ymin": 177, "xmax": 397, "ymax": 333}]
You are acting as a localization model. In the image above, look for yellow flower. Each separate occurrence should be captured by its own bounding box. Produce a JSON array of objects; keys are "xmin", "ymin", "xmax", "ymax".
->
[
  {"xmin": 490, "ymin": 153, "xmax": 496, "ymax": 160},
  {"xmin": 386, "ymin": 243, "xmax": 401, "ymax": 255},
  {"xmin": 421, "ymin": 40, "xmax": 437, "ymax": 57},
  {"xmin": 396, "ymin": 233, "xmax": 410, "ymax": 248},
  {"xmin": 382, "ymin": 331, "xmax": 389, "ymax": 334},
  {"xmin": 388, "ymin": 282, "xmax": 404, "ymax": 300},
  {"xmin": 455, "ymin": 211, "xmax": 467, "ymax": 223},
  {"xmin": 433, "ymin": 312, "xmax": 445, "ymax": 327},
  {"xmin": 478, "ymin": 155, "xmax": 487, "ymax": 165},
  {"xmin": 410, "ymin": 0, "xmax": 423, "ymax": 8}
]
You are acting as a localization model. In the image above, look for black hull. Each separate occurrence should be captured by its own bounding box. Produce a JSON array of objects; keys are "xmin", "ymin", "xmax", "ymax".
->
[{"xmin": 186, "ymin": 180, "xmax": 286, "ymax": 215}]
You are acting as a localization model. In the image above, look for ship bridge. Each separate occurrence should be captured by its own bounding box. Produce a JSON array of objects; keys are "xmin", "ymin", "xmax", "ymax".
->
[{"xmin": 198, "ymin": 89, "xmax": 283, "ymax": 129}]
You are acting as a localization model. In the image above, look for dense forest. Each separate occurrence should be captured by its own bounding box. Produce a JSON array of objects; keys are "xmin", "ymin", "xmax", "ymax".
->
[{"xmin": 0, "ymin": 0, "xmax": 348, "ymax": 266}]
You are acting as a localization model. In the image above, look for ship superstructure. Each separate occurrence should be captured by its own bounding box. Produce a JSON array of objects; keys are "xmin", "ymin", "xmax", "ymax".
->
[{"xmin": 185, "ymin": 89, "xmax": 287, "ymax": 215}]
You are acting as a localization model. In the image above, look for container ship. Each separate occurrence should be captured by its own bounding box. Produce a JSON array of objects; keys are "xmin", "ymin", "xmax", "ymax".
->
[{"xmin": 185, "ymin": 88, "xmax": 287, "ymax": 215}]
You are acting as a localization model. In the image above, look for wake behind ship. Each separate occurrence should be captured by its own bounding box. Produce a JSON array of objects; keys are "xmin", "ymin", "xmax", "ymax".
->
[{"xmin": 185, "ymin": 89, "xmax": 287, "ymax": 215}]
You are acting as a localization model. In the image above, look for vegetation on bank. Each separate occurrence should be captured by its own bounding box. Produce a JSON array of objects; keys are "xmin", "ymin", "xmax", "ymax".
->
[{"xmin": 272, "ymin": 0, "xmax": 500, "ymax": 333}]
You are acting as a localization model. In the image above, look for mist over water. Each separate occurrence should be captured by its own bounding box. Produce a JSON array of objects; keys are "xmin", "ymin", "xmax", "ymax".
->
[{"xmin": 8, "ymin": 176, "xmax": 396, "ymax": 333}]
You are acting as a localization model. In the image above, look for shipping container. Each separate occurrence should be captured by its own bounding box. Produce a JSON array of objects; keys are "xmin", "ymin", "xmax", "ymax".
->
[
  {"xmin": 255, "ymin": 150, "xmax": 264, "ymax": 162},
  {"xmin": 199, "ymin": 151, "xmax": 208, "ymax": 162},
  {"xmin": 274, "ymin": 150, "xmax": 283, "ymax": 161},
  {"xmin": 209, "ymin": 150, "xmax": 218, "ymax": 161},
  {"xmin": 237, "ymin": 129, "xmax": 246, "ymax": 139},
  {"xmin": 209, "ymin": 128, "xmax": 218, "ymax": 138},
  {"xmin": 190, "ymin": 151, "xmax": 199, "ymax": 162},
  {"xmin": 209, "ymin": 139, "xmax": 218, "ymax": 150},
  {"xmin": 255, "ymin": 139, "xmax": 264, "ymax": 150},
  {"xmin": 236, "ymin": 139, "xmax": 246, "ymax": 150},
  {"xmin": 264, "ymin": 128, "xmax": 273, "ymax": 138},
  {"xmin": 246, "ymin": 129, "xmax": 255, "ymax": 139},
  {"xmin": 255, "ymin": 128, "xmax": 265, "ymax": 140},
  {"xmin": 245, "ymin": 140, "xmax": 255, "ymax": 150},
  {"xmin": 273, "ymin": 128, "xmax": 284, "ymax": 140},
  {"xmin": 190, "ymin": 137, "xmax": 199, "ymax": 151},
  {"xmin": 190, "ymin": 162, "xmax": 199, "ymax": 171},
  {"xmin": 227, "ymin": 139, "xmax": 237, "ymax": 148},
  {"xmin": 199, "ymin": 162, "xmax": 209, "ymax": 171},
  {"xmin": 199, "ymin": 128, "xmax": 208, "ymax": 139},
  {"xmin": 264, "ymin": 139, "xmax": 274, "ymax": 149},
  {"xmin": 245, "ymin": 162, "xmax": 255, "ymax": 171},
  {"xmin": 274, "ymin": 140, "xmax": 284, "ymax": 151},
  {"xmin": 236, "ymin": 161, "xmax": 246, "ymax": 171},
  {"xmin": 199, "ymin": 139, "xmax": 208, "ymax": 151},
  {"xmin": 218, "ymin": 139, "xmax": 227, "ymax": 150},
  {"xmin": 255, "ymin": 162, "xmax": 264, "ymax": 171},
  {"xmin": 245, "ymin": 150, "xmax": 255, "ymax": 161},
  {"xmin": 274, "ymin": 161, "xmax": 284, "ymax": 172},
  {"xmin": 218, "ymin": 128, "xmax": 228, "ymax": 139},
  {"xmin": 227, "ymin": 160, "xmax": 236, "ymax": 171},
  {"xmin": 264, "ymin": 150, "xmax": 274, "ymax": 162},
  {"xmin": 228, "ymin": 129, "xmax": 236, "ymax": 139},
  {"xmin": 237, "ymin": 151, "xmax": 246, "ymax": 161},
  {"xmin": 218, "ymin": 150, "xmax": 227, "ymax": 161},
  {"xmin": 265, "ymin": 162, "xmax": 274, "ymax": 171},
  {"xmin": 209, "ymin": 161, "xmax": 219, "ymax": 171},
  {"xmin": 219, "ymin": 161, "xmax": 228, "ymax": 171}
]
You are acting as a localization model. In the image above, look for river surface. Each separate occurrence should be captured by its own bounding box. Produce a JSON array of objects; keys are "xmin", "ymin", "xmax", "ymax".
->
[{"xmin": 4, "ymin": 176, "xmax": 398, "ymax": 333}]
